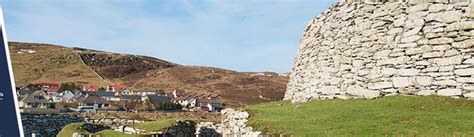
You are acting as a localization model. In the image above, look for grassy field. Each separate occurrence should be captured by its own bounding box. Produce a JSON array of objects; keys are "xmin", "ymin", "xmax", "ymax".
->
[
  {"xmin": 57, "ymin": 122, "xmax": 89, "ymax": 137},
  {"xmin": 131, "ymin": 119, "xmax": 176, "ymax": 132},
  {"xmin": 58, "ymin": 119, "xmax": 176, "ymax": 137},
  {"xmin": 93, "ymin": 130, "xmax": 140, "ymax": 137},
  {"xmin": 246, "ymin": 96, "xmax": 474, "ymax": 136}
]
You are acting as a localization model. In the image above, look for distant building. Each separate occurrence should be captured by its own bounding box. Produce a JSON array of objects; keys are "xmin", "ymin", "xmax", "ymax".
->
[
  {"xmin": 179, "ymin": 96, "xmax": 197, "ymax": 109},
  {"xmin": 120, "ymin": 95, "xmax": 141, "ymax": 102},
  {"xmin": 16, "ymin": 87, "xmax": 31, "ymax": 98},
  {"xmin": 171, "ymin": 91, "xmax": 222, "ymax": 112},
  {"xmin": 20, "ymin": 91, "xmax": 54, "ymax": 109},
  {"xmin": 197, "ymin": 98, "xmax": 223, "ymax": 112},
  {"xmin": 77, "ymin": 94, "xmax": 111, "ymax": 108},
  {"xmin": 127, "ymin": 89, "xmax": 163, "ymax": 96},
  {"xmin": 35, "ymin": 82, "xmax": 60, "ymax": 92},
  {"xmin": 142, "ymin": 95, "xmax": 171, "ymax": 106},
  {"xmin": 173, "ymin": 92, "xmax": 198, "ymax": 108},
  {"xmin": 106, "ymin": 84, "xmax": 127, "ymax": 92},
  {"xmin": 50, "ymin": 92, "xmax": 63, "ymax": 102},
  {"xmin": 60, "ymin": 90, "xmax": 75, "ymax": 103},
  {"xmin": 35, "ymin": 82, "xmax": 59, "ymax": 88},
  {"xmin": 98, "ymin": 91, "xmax": 120, "ymax": 101},
  {"xmin": 82, "ymin": 84, "xmax": 100, "ymax": 92}
]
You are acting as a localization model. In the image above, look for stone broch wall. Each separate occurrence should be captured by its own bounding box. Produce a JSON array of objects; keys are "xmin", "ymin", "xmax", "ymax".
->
[{"xmin": 285, "ymin": 0, "xmax": 474, "ymax": 103}]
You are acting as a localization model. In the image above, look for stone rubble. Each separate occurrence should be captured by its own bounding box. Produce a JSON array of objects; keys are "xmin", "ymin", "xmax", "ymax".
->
[
  {"xmin": 195, "ymin": 108, "xmax": 262, "ymax": 137},
  {"xmin": 217, "ymin": 109, "xmax": 261, "ymax": 137},
  {"xmin": 285, "ymin": 0, "xmax": 474, "ymax": 103}
]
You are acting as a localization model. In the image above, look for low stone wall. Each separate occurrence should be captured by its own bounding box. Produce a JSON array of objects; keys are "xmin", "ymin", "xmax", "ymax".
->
[
  {"xmin": 22, "ymin": 114, "xmax": 84, "ymax": 137},
  {"xmin": 161, "ymin": 121, "xmax": 196, "ymax": 136},
  {"xmin": 84, "ymin": 117, "xmax": 145, "ymax": 132},
  {"xmin": 196, "ymin": 122, "xmax": 222, "ymax": 137},
  {"xmin": 23, "ymin": 110, "xmax": 255, "ymax": 137},
  {"xmin": 85, "ymin": 120, "xmax": 196, "ymax": 136},
  {"xmin": 22, "ymin": 113, "xmax": 147, "ymax": 137}
]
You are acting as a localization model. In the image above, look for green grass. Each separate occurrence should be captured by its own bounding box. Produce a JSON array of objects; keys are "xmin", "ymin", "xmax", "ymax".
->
[
  {"xmin": 246, "ymin": 96, "xmax": 474, "ymax": 136},
  {"xmin": 132, "ymin": 119, "xmax": 176, "ymax": 132},
  {"xmin": 57, "ymin": 122, "xmax": 90, "ymax": 137},
  {"xmin": 58, "ymin": 119, "xmax": 176, "ymax": 137},
  {"xmin": 93, "ymin": 130, "xmax": 140, "ymax": 137}
]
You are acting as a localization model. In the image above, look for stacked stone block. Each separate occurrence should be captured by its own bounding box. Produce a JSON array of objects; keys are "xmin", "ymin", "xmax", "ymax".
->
[
  {"xmin": 285, "ymin": 1, "xmax": 474, "ymax": 103},
  {"xmin": 21, "ymin": 114, "xmax": 84, "ymax": 137}
]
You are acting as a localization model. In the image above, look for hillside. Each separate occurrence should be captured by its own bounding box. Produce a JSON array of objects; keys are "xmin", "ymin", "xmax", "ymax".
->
[
  {"xmin": 127, "ymin": 67, "xmax": 288, "ymax": 106},
  {"xmin": 9, "ymin": 42, "xmax": 108, "ymax": 86},
  {"xmin": 8, "ymin": 42, "xmax": 288, "ymax": 106},
  {"xmin": 246, "ymin": 96, "xmax": 474, "ymax": 136},
  {"xmin": 76, "ymin": 48, "xmax": 178, "ymax": 78}
]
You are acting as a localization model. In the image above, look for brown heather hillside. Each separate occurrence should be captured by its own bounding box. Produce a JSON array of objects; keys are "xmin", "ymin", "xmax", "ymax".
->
[
  {"xmin": 8, "ymin": 42, "xmax": 108, "ymax": 86},
  {"xmin": 9, "ymin": 42, "xmax": 289, "ymax": 106},
  {"xmin": 76, "ymin": 48, "xmax": 178, "ymax": 78},
  {"xmin": 125, "ymin": 67, "xmax": 288, "ymax": 106}
]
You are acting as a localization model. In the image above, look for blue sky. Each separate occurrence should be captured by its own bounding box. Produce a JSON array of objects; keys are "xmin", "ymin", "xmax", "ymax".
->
[{"xmin": 3, "ymin": 0, "xmax": 338, "ymax": 73}]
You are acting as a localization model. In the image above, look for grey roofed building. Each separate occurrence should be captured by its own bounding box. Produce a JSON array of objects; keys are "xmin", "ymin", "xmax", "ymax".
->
[
  {"xmin": 71, "ymin": 94, "xmax": 85, "ymax": 102},
  {"xmin": 20, "ymin": 91, "xmax": 54, "ymax": 108},
  {"xmin": 98, "ymin": 91, "xmax": 115, "ymax": 97},
  {"xmin": 22, "ymin": 92, "xmax": 50, "ymax": 104},
  {"xmin": 144, "ymin": 95, "xmax": 171, "ymax": 105},
  {"xmin": 132, "ymin": 89, "xmax": 163, "ymax": 96},
  {"xmin": 77, "ymin": 94, "xmax": 111, "ymax": 108},
  {"xmin": 70, "ymin": 91, "xmax": 97, "ymax": 102},
  {"xmin": 61, "ymin": 90, "xmax": 75, "ymax": 101},
  {"xmin": 197, "ymin": 98, "xmax": 223, "ymax": 112},
  {"xmin": 16, "ymin": 87, "xmax": 32, "ymax": 97},
  {"xmin": 97, "ymin": 91, "xmax": 120, "ymax": 101},
  {"xmin": 121, "ymin": 95, "xmax": 141, "ymax": 101},
  {"xmin": 78, "ymin": 91, "xmax": 97, "ymax": 95}
]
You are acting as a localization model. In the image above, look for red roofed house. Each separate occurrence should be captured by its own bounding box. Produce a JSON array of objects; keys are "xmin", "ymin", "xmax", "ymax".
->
[
  {"xmin": 106, "ymin": 84, "xmax": 127, "ymax": 92},
  {"xmin": 83, "ymin": 84, "xmax": 100, "ymax": 92},
  {"xmin": 35, "ymin": 82, "xmax": 59, "ymax": 88},
  {"xmin": 35, "ymin": 82, "xmax": 59, "ymax": 92}
]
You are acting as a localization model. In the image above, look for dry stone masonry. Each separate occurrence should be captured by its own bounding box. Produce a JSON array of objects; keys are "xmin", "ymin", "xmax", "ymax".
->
[
  {"xmin": 195, "ymin": 108, "xmax": 261, "ymax": 137},
  {"xmin": 285, "ymin": 0, "xmax": 474, "ymax": 103},
  {"xmin": 22, "ymin": 114, "xmax": 84, "ymax": 137}
]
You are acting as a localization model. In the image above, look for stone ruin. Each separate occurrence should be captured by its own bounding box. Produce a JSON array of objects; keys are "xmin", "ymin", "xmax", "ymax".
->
[
  {"xmin": 284, "ymin": 0, "xmax": 474, "ymax": 103},
  {"xmin": 341, "ymin": 0, "xmax": 472, "ymax": 4}
]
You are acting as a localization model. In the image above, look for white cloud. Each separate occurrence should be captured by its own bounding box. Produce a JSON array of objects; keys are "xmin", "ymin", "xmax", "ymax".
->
[{"xmin": 3, "ymin": 0, "xmax": 338, "ymax": 73}]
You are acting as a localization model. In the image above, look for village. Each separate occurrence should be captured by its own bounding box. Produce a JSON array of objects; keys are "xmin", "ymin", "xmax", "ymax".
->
[{"xmin": 16, "ymin": 83, "xmax": 224, "ymax": 113}]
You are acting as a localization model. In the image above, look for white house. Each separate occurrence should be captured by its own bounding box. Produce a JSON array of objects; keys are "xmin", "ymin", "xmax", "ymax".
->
[
  {"xmin": 136, "ymin": 90, "xmax": 160, "ymax": 96},
  {"xmin": 61, "ymin": 90, "xmax": 75, "ymax": 103},
  {"xmin": 51, "ymin": 93, "xmax": 63, "ymax": 102},
  {"xmin": 98, "ymin": 92, "xmax": 121, "ymax": 101},
  {"xmin": 176, "ymin": 96, "xmax": 197, "ymax": 109}
]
